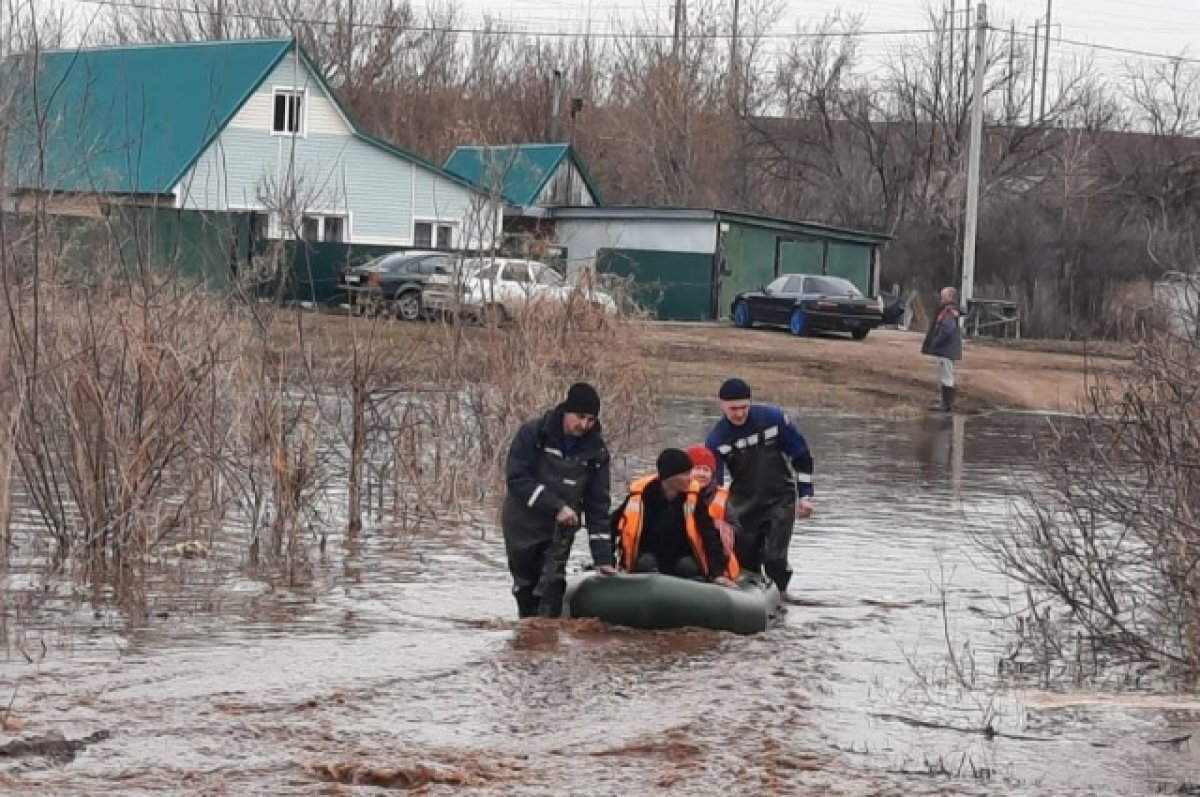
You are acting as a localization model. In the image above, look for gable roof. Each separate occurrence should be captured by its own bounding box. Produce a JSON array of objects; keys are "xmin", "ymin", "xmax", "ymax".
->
[
  {"xmin": 443, "ymin": 143, "xmax": 605, "ymax": 207},
  {"xmin": 5, "ymin": 38, "xmax": 482, "ymax": 196}
]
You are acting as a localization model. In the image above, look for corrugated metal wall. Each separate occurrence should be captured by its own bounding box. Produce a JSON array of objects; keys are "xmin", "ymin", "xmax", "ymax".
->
[
  {"xmin": 717, "ymin": 224, "xmax": 777, "ymax": 316},
  {"xmin": 596, "ymin": 248, "xmax": 715, "ymax": 320}
]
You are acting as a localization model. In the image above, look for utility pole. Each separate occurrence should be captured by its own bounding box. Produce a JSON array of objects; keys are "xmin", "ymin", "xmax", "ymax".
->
[
  {"xmin": 1040, "ymin": 0, "xmax": 1052, "ymax": 119},
  {"xmin": 1029, "ymin": 19, "xmax": 1038, "ymax": 124},
  {"xmin": 673, "ymin": 0, "xmax": 686, "ymax": 59},
  {"xmin": 1007, "ymin": 20, "xmax": 1015, "ymax": 119},
  {"xmin": 548, "ymin": 68, "xmax": 563, "ymax": 141},
  {"xmin": 214, "ymin": 0, "xmax": 225, "ymax": 40},
  {"xmin": 961, "ymin": 11, "xmax": 970, "ymax": 112},
  {"xmin": 948, "ymin": 0, "xmax": 955, "ymax": 109},
  {"xmin": 961, "ymin": 3, "xmax": 987, "ymax": 313}
]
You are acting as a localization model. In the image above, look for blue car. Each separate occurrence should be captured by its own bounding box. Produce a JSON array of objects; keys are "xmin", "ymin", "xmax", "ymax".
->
[{"xmin": 731, "ymin": 274, "xmax": 885, "ymax": 340}]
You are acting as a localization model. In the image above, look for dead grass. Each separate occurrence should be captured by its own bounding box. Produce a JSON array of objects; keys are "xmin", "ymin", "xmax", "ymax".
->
[{"xmin": 291, "ymin": 315, "xmax": 1119, "ymax": 417}]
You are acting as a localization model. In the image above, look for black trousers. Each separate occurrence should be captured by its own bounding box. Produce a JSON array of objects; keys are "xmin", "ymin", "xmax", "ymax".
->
[
  {"xmin": 732, "ymin": 497, "xmax": 795, "ymax": 592},
  {"xmin": 632, "ymin": 551, "xmax": 702, "ymax": 580},
  {"xmin": 506, "ymin": 529, "xmax": 575, "ymax": 619}
]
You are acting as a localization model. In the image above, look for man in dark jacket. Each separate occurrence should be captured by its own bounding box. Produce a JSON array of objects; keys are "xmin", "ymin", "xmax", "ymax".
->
[
  {"xmin": 502, "ymin": 382, "xmax": 615, "ymax": 619},
  {"xmin": 920, "ymin": 286, "xmax": 964, "ymax": 412},
  {"xmin": 705, "ymin": 378, "xmax": 814, "ymax": 595},
  {"xmin": 612, "ymin": 448, "xmax": 735, "ymax": 585}
]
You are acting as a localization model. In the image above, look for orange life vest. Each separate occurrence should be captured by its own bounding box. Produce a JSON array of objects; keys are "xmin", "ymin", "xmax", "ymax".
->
[
  {"xmin": 619, "ymin": 475, "xmax": 739, "ymax": 580},
  {"xmin": 706, "ymin": 486, "xmax": 737, "ymax": 557}
]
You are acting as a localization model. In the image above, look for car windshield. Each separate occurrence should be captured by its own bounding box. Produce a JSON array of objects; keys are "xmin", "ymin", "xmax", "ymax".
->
[
  {"xmin": 804, "ymin": 276, "xmax": 862, "ymax": 296},
  {"xmin": 360, "ymin": 254, "xmax": 411, "ymax": 272},
  {"xmin": 535, "ymin": 265, "xmax": 565, "ymax": 287}
]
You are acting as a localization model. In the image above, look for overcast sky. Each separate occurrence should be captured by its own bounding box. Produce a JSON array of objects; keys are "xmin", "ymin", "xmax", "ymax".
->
[
  {"xmin": 58, "ymin": 0, "xmax": 1198, "ymax": 81},
  {"xmin": 436, "ymin": 0, "xmax": 1198, "ymax": 74}
]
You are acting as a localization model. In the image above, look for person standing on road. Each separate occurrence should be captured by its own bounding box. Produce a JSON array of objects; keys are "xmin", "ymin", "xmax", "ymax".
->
[
  {"xmin": 704, "ymin": 378, "xmax": 814, "ymax": 595},
  {"xmin": 921, "ymin": 286, "xmax": 964, "ymax": 412},
  {"xmin": 502, "ymin": 383, "xmax": 615, "ymax": 619}
]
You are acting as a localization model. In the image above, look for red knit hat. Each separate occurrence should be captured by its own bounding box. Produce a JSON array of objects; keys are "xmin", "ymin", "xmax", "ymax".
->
[{"xmin": 686, "ymin": 444, "xmax": 716, "ymax": 472}]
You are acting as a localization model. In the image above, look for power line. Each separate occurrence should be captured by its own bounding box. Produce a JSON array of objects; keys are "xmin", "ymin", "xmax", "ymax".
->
[
  {"xmin": 72, "ymin": 0, "xmax": 945, "ymax": 41},
  {"xmin": 1002, "ymin": 25, "xmax": 1200, "ymax": 64}
]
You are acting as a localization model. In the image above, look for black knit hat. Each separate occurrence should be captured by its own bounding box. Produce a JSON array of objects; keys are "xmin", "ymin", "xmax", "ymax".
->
[
  {"xmin": 718, "ymin": 378, "xmax": 752, "ymax": 401},
  {"xmin": 656, "ymin": 448, "xmax": 694, "ymax": 480},
  {"xmin": 562, "ymin": 382, "xmax": 601, "ymax": 416}
]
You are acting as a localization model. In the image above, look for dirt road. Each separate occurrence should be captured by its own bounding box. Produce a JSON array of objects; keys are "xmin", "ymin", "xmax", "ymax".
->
[{"xmin": 644, "ymin": 323, "xmax": 1120, "ymax": 416}]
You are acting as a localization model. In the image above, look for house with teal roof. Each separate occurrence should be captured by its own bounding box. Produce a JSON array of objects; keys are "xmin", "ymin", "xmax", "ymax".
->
[
  {"xmin": 443, "ymin": 143, "xmax": 602, "ymax": 211},
  {"xmin": 4, "ymin": 38, "xmax": 500, "ymax": 250}
]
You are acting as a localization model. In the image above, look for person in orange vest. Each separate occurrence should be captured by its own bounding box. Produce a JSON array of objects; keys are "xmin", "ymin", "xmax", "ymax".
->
[
  {"xmin": 686, "ymin": 444, "xmax": 740, "ymax": 563},
  {"xmin": 613, "ymin": 448, "xmax": 737, "ymax": 586}
]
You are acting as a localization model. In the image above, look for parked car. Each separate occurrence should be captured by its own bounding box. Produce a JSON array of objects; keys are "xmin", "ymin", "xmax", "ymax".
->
[
  {"xmin": 423, "ymin": 257, "xmax": 618, "ymax": 320},
  {"xmin": 340, "ymin": 250, "xmax": 452, "ymax": 321},
  {"xmin": 731, "ymin": 274, "xmax": 884, "ymax": 340}
]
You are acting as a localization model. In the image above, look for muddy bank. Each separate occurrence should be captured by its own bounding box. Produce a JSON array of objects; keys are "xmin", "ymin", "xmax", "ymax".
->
[
  {"xmin": 646, "ymin": 323, "xmax": 1119, "ymax": 416},
  {"xmin": 279, "ymin": 312, "xmax": 1119, "ymax": 417},
  {"xmin": 3, "ymin": 408, "xmax": 1198, "ymax": 795}
]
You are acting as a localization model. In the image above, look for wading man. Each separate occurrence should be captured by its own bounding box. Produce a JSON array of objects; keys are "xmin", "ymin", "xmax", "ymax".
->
[
  {"xmin": 502, "ymin": 383, "xmax": 615, "ymax": 618},
  {"xmin": 705, "ymin": 378, "xmax": 814, "ymax": 595}
]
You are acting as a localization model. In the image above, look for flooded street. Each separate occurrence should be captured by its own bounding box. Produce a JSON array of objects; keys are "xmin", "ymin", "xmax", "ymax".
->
[{"xmin": 3, "ymin": 404, "xmax": 1199, "ymax": 795}]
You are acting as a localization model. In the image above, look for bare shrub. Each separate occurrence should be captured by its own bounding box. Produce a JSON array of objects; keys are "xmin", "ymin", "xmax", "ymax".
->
[
  {"xmin": 982, "ymin": 322, "xmax": 1200, "ymax": 679},
  {"xmin": 2, "ymin": 252, "xmax": 254, "ymax": 602}
]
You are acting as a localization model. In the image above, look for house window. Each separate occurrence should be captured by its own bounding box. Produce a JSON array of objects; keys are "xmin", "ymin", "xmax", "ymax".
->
[
  {"xmin": 297, "ymin": 214, "xmax": 346, "ymax": 242},
  {"xmin": 323, "ymin": 216, "xmax": 345, "ymax": 243},
  {"xmin": 414, "ymin": 222, "xmax": 433, "ymax": 248},
  {"xmin": 301, "ymin": 215, "xmax": 320, "ymax": 241},
  {"xmin": 415, "ymin": 221, "xmax": 455, "ymax": 249},
  {"xmin": 272, "ymin": 89, "xmax": 304, "ymax": 134}
]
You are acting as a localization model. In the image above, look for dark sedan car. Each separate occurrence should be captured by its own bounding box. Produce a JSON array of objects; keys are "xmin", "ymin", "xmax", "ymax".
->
[
  {"xmin": 731, "ymin": 274, "xmax": 885, "ymax": 339},
  {"xmin": 341, "ymin": 250, "xmax": 452, "ymax": 320}
]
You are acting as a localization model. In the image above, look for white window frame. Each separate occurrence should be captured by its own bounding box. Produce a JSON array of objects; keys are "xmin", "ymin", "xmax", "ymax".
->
[
  {"xmin": 271, "ymin": 87, "xmax": 307, "ymax": 137},
  {"xmin": 260, "ymin": 210, "xmax": 351, "ymax": 242},
  {"xmin": 413, "ymin": 218, "xmax": 458, "ymax": 249}
]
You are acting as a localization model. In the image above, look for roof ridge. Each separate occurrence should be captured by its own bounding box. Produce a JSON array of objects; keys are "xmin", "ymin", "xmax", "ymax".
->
[{"xmin": 36, "ymin": 37, "xmax": 293, "ymax": 56}]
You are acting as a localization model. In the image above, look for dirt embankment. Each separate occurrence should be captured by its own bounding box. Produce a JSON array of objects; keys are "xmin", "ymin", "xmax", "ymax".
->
[
  {"xmin": 641, "ymin": 323, "xmax": 1124, "ymax": 416},
  {"xmin": 275, "ymin": 312, "xmax": 1124, "ymax": 417}
]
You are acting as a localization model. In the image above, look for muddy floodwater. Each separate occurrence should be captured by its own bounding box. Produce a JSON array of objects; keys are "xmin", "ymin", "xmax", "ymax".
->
[{"xmin": 3, "ymin": 404, "xmax": 1199, "ymax": 795}]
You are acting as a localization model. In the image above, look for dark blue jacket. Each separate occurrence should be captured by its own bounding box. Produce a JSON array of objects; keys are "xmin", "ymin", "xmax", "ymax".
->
[
  {"xmin": 705, "ymin": 405, "xmax": 814, "ymax": 503},
  {"xmin": 922, "ymin": 303, "xmax": 963, "ymax": 361},
  {"xmin": 502, "ymin": 406, "xmax": 613, "ymax": 566}
]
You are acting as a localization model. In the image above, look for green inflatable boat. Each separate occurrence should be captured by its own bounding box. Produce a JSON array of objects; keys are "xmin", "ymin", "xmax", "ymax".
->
[{"xmin": 563, "ymin": 572, "xmax": 782, "ymax": 635}]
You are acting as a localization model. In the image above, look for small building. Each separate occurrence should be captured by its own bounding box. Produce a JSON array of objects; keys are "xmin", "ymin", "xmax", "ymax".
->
[
  {"xmin": 4, "ymin": 38, "xmax": 500, "ymax": 250},
  {"xmin": 444, "ymin": 143, "xmax": 602, "ymax": 263},
  {"xmin": 550, "ymin": 207, "xmax": 891, "ymax": 321},
  {"xmin": 444, "ymin": 143, "xmax": 603, "ymax": 210}
]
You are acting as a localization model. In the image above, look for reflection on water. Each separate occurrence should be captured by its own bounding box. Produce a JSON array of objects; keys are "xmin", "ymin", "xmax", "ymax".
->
[{"xmin": 1, "ymin": 404, "xmax": 1198, "ymax": 795}]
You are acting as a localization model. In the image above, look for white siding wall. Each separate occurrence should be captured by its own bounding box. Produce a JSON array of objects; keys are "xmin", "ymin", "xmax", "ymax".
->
[
  {"xmin": 173, "ymin": 46, "xmax": 498, "ymax": 248},
  {"xmin": 556, "ymin": 218, "xmax": 716, "ymax": 273},
  {"xmin": 228, "ymin": 51, "xmax": 351, "ymax": 136}
]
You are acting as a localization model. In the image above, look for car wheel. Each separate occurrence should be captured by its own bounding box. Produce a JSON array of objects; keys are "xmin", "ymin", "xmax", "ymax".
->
[
  {"xmin": 851, "ymin": 328, "xmax": 869, "ymax": 341},
  {"xmin": 789, "ymin": 308, "xmax": 808, "ymax": 337},
  {"xmin": 733, "ymin": 301, "xmax": 753, "ymax": 328},
  {"xmin": 480, "ymin": 303, "xmax": 508, "ymax": 325},
  {"xmin": 394, "ymin": 291, "xmax": 422, "ymax": 322}
]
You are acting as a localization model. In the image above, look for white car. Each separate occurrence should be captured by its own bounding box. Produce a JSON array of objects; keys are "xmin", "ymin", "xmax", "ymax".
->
[{"xmin": 423, "ymin": 257, "xmax": 618, "ymax": 319}]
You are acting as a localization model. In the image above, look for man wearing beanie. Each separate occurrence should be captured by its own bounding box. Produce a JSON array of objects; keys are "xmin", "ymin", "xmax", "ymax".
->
[
  {"xmin": 502, "ymin": 382, "xmax": 615, "ymax": 619},
  {"xmin": 704, "ymin": 377, "xmax": 814, "ymax": 595},
  {"xmin": 611, "ymin": 448, "xmax": 735, "ymax": 585}
]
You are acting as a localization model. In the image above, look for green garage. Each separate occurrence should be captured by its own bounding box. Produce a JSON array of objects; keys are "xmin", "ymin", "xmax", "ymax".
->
[{"xmin": 552, "ymin": 207, "xmax": 890, "ymax": 321}]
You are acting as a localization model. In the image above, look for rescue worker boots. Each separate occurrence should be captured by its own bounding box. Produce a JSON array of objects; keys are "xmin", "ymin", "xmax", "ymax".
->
[
  {"xmin": 764, "ymin": 560, "xmax": 792, "ymax": 594},
  {"xmin": 512, "ymin": 585, "xmax": 539, "ymax": 619}
]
